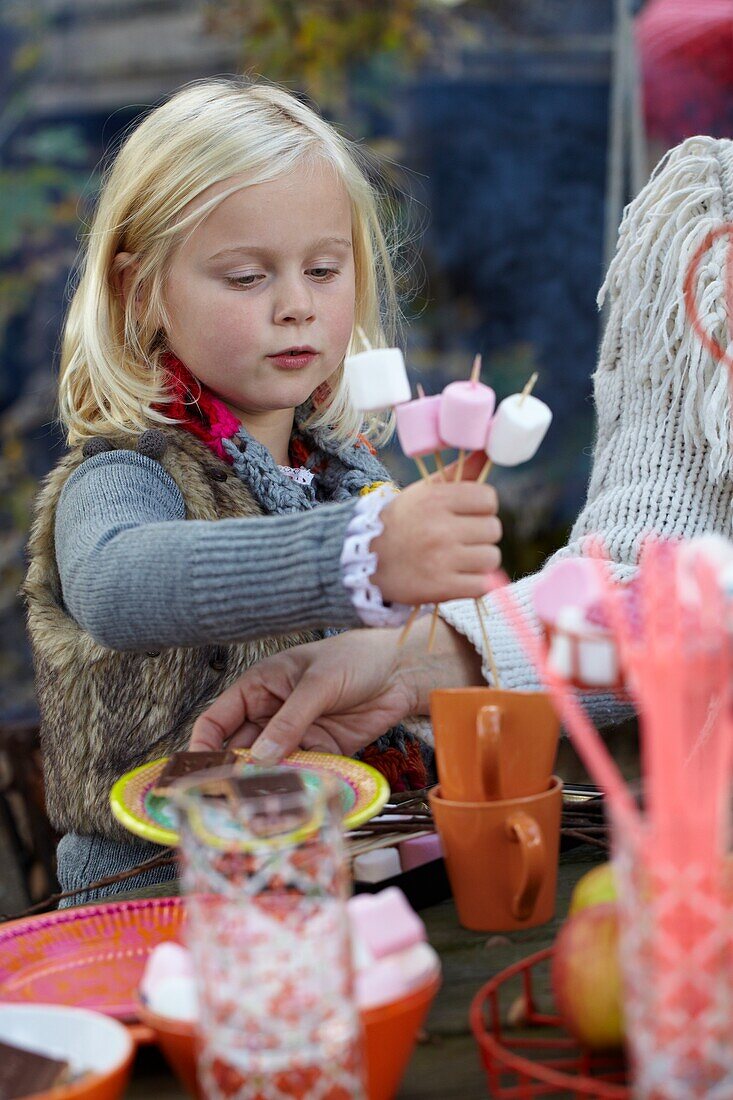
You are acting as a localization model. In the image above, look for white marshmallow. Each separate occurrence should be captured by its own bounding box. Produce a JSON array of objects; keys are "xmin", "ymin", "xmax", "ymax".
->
[
  {"xmin": 352, "ymin": 847, "xmax": 401, "ymax": 884},
  {"xmin": 345, "ymin": 348, "xmax": 411, "ymax": 411},
  {"xmin": 550, "ymin": 607, "xmax": 618, "ymax": 687},
  {"xmin": 547, "ymin": 630, "xmax": 574, "ymax": 679},
  {"xmin": 146, "ymin": 975, "xmax": 199, "ymax": 1022},
  {"xmin": 577, "ymin": 634, "xmax": 619, "ymax": 687},
  {"xmin": 486, "ymin": 393, "xmax": 552, "ymax": 466}
]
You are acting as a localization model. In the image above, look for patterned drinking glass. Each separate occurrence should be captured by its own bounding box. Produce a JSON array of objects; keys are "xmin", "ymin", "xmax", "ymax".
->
[
  {"xmin": 171, "ymin": 766, "xmax": 366, "ymax": 1100},
  {"xmin": 613, "ymin": 822, "xmax": 733, "ymax": 1100}
]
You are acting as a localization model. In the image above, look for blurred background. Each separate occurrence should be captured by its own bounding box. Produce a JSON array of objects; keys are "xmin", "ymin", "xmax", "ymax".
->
[{"xmin": 1, "ymin": 0, "xmax": 731, "ymax": 744}]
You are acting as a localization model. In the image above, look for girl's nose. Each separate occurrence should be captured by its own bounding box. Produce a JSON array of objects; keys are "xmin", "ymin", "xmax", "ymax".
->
[{"xmin": 273, "ymin": 278, "xmax": 315, "ymax": 326}]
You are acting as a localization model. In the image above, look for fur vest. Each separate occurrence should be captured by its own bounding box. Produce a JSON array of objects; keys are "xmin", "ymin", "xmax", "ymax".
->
[{"xmin": 23, "ymin": 428, "xmax": 317, "ymax": 841}]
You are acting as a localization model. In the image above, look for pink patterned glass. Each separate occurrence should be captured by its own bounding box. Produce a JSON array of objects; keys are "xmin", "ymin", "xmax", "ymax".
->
[
  {"xmin": 171, "ymin": 767, "xmax": 366, "ymax": 1100},
  {"xmin": 613, "ymin": 823, "xmax": 733, "ymax": 1100}
]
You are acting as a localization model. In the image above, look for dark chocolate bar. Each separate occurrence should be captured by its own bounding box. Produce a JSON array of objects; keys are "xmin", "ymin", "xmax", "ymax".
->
[
  {"xmin": 154, "ymin": 750, "xmax": 237, "ymax": 793},
  {"xmin": 0, "ymin": 1039, "xmax": 69, "ymax": 1098},
  {"xmin": 228, "ymin": 771, "xmax": 305, "ymax": 800}
]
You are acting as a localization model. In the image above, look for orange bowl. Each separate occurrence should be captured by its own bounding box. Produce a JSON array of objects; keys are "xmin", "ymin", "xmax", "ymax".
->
[
  {"xmin": 137, "ymin": 971, "xmax": 440, "ymax": 1100},
  {"xmin": 0, "ymin": 1004, "xmax": 134, "ymax": 1099}
]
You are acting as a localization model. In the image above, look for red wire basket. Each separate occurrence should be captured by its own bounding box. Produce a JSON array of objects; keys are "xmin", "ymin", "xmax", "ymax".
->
[{"xmin": 470, "ymin": 947, "xmax": 629, "ymax": 1098}]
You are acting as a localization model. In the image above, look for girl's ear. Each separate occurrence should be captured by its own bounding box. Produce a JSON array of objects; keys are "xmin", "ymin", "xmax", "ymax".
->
[{"xmin": 111, "ymin": 252, "xmax": 140, "ymax": 309}]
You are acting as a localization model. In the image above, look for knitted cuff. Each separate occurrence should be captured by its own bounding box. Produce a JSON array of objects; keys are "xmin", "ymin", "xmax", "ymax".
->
[{"xmin": 340, "ymin": 484, "xmax": 415, "ymax": 627}]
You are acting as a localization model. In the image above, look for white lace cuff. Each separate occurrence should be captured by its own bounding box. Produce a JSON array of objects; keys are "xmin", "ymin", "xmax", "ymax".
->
[{"xmin": 340, "ymin": 484, "xmax": 417, "ymax": 627}]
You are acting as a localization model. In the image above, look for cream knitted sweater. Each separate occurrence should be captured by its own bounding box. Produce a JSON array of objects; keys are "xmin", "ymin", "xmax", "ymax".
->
[{"xmin": 439, "ymin": 136, "xmax": 733, "ymax": 726}]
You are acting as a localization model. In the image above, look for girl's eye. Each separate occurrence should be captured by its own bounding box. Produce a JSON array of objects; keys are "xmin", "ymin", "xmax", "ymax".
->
[
  {"xmin": 226, "ymin": 274, "xmax": 264, "ymax": 288},
  {"xmin": 307, "ymin": 267, "xmax": 339, "ymax": 281}
]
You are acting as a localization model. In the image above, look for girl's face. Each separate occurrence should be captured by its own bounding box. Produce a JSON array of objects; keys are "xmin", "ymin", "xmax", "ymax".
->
[{"xmin": 163, "ymin": 161, "xmax": 356, "ymax": 422}]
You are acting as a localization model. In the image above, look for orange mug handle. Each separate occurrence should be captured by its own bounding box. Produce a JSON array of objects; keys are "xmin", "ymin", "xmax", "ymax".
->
[
  {"xmin": 505, "ymin": 810, "xmax": 545, "ymax": 920},
  {"xmin": 477, "ymin": 704, "xmax": 503, "ymax": 799}
]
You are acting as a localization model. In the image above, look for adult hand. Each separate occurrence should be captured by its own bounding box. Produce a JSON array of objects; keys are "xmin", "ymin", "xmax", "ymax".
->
[
  {"xmin": 371, "ymin": 450, "xmax": 502, "ymax": 606},
  {"xmin": 189, "ymin": 616, "xmax": 484, "ymax": 763}
]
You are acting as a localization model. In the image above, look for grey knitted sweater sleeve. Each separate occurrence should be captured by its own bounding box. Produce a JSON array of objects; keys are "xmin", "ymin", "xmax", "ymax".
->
[{"xmin": 54, "ymin": 449, "xmax": 363, "ymax": 650}]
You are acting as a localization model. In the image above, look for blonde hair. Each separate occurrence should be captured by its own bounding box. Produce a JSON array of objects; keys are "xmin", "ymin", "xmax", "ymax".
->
[{"xmin": 58, "ymin": 77, "xmax": 404, "ymax": 446}]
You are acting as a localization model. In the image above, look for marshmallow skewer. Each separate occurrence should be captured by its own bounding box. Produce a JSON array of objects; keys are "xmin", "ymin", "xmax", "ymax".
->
[
  {"xmin": 345, "ymin": 326, "xmax": 412, "ymax": 410},
  {"xmin": 478, "ymin": 371, "xmax": 538, "ymax": 484},
  {"xmin": 427, "ymin": 355, "xmax": 499, "ymax": 669},
  {"xmin": 479, "ymin": 371, "xmax": 552, "ymax": 483},
  {"xmin": 439, "ymin": 355, "xmax": 495, "ymax": 482},
  {"xmin": 344, "ymin": 330, "xmax": 447, "ymax": 647},
  {"xmin": 394, "ymin": 380, "xmax": 454, "ymax": 646},
  {"xmin": 468, "ymin": 371, "xmax": 549, "ymax": 682}
]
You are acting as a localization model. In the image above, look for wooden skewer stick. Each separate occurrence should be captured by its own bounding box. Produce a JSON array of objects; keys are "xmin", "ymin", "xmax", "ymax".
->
[
  {"xmin": 414, "ymin": 455, "xmax": 431, "ymax": 480},
  {"xmin": 428, "ymin": 352, "xmax": 484, "ymax": 652},
  {"xmin": 471, "ymin": 370, "xmax": 540, "ymax": 681},
  {"xmin": 397, "ymin": 605, "xmax": 422, "ymax": 647},
  {"xmin": 521, "ymin": 371, "xmax": 539, "ymax": 401},
  {"xmin": 398, "ymin": 382, "xmax": 441, "ymax": 647},
  {"xmin": 476, "ymin": 598, "xmax": 501, "ymax": 688},
  {"xmin": 478, "ymin": 457, "xmax": 493, "ymax": 486}
]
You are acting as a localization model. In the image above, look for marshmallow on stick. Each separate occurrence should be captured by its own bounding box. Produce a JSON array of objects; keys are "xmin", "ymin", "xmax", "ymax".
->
[
  {"xmin": 439, "ymin": 355, "xmax": 496, "ymax": 480},
  {"xmin": 479, "ymin": 372, "xmax": 551, "ymax": 484},
  {"xmin": 344, "ymin": 328, "xmax": 411, "ymax": 411},
  {"xmin": 425, "ymin": 356, "xmax": 501, "ymax": 685},
  {"xmin": 395, "ymin": 382, "xmax": 449, "ymax": 645},
  {"xmin": 345, "ymin": 328, "xmax": 440, "ymax": 645},
  {"xmin": 395, "ymin": 383, "xmax": 446, "ymax": 481}
]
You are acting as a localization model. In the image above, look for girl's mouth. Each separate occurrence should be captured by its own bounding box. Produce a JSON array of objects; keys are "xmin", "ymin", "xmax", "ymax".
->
[{"xmin": 267, "ymin": 348, "xmax": 319, "ymax": 370}]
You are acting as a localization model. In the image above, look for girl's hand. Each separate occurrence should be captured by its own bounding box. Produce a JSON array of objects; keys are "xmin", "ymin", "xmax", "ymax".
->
[
  {"xmin": 189, "ymin": 616, "xmax": 484, "ymax": 762},
  {"xmin": 372, "ymin": 451, "xmax": 502, "ymax": 606}
]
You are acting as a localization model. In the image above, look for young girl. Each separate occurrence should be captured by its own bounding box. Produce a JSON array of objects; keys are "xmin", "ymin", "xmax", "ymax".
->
[
  {"xmin": 23, "ymin": 78, "xmax": 503, "ymax": 902},
  {"xmin": 191, "ymin": 135, "xmax": 733, "ymax": 762}
]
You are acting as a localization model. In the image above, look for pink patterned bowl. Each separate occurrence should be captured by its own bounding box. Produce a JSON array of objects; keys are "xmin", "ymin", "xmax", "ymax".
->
[{"xmin": 137, "ymin": 972, "xmax": 441, "ymax": 1100}]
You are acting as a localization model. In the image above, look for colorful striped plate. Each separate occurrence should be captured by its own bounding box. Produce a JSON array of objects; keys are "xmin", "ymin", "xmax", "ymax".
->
[
  {"xmin": 110, "ymin": 749, "xmax": 391, "ymax": 847},
  {"xmin": 0, "ymin": 897, "xmax": 185, "ymax": 1024}
]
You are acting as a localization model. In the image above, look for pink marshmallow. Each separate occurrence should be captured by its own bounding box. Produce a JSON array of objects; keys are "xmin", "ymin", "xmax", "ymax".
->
[
  {"xmin": 533, "ymin": 559, "xmax": 604, "ymax": 627},
  {"xmin": 439, "ymin": 380, "xmax": 496, "ymax": 450},
  {"xmin": 398, "ymin": 833, "xmax": 442, "ymax": 872},
  {"xmin": 354, "ymin": 945, "xmax": 440, "ymax": 1009},
  {"xmin": 395, "ymin": 394, "xmax": 443, "ymax": 457},
  {"xmin": 347, "ymin": 887, "xmax": 426, "ymax": 960},
  {"xmin": 354, "ymin": 958, "xmax": 407, "ymax": 1010}
]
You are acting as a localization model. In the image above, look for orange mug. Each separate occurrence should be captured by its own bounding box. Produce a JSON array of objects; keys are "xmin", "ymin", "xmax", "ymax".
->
[
  {"xmin": 430, "ymin": 688, "xmax": 560, "ymax": 802},
  {"xmin": 429, "ymin": 777, "xmax": 562, "ymax": 931}
]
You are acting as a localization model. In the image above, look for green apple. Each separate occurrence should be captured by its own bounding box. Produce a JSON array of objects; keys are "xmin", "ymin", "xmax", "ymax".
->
[
  {"xmin": 551, "ymin": 902, "xmax": 624, "ymax": 1050},
  {"xmin": 568, "ymin": 862, "xmax": 617, "ymax": 916}
]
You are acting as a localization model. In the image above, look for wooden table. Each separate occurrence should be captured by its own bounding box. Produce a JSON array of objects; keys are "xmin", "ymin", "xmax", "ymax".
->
[{"xmin": 122, "ymin": 844, "xmax": 604, "ymax": 1098}]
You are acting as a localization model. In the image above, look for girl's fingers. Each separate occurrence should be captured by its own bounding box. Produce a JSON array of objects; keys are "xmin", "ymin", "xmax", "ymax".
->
[
  {"xmin": 437, "ymin": 450, "xmax": 487, "ymax": 482},
  {"xmin": 459, "ymin": 516, "xmax": 503, "ymax": 545},
  {"xmin": 456, "ymin": 545, "xmax": 503, "ymax": 575},
  {"xmin": 444, "ymin": 482, "xmax": 499, "ymax": 515}
]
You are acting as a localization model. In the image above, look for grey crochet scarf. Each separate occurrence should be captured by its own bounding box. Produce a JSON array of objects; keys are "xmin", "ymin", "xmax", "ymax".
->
[{"xmin": 220, "ymin": 406, "xmax": 392, "ymax": 512}]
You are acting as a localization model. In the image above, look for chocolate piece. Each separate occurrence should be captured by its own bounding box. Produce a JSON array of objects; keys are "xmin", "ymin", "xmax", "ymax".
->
[
  {"xmin": 228, "ymin": 771, "xmax": 305, "ymax": 801},
  {"xmin": 154, "ymin": 751, "xmax": 237, "ymax": 793},
  {"xmin": 0, "ymin": 1039, "xmax": 69, "ymax": 1098}
]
